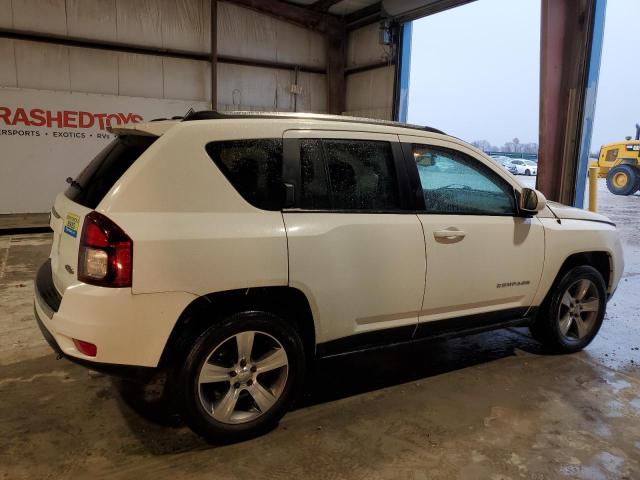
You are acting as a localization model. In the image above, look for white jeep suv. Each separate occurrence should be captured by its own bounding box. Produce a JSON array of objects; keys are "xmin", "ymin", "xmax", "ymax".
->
[{"xmin": 34, "ymin": 111, "xmax": 623, "ymax": 442}]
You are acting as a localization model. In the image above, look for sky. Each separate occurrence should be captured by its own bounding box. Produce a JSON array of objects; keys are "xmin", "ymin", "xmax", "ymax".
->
[
  {"xmin": 407, "ymin": 0, "xmax": 640, "ymax": 151},
  {"xmin": 591, "ymin": 0, "xmax": 640, "ymax": 148}
]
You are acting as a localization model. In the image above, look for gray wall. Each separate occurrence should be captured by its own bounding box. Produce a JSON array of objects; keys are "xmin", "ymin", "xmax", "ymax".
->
[
  {"xmin": 345, "ymin": 23, "xmax": 395, "ymax": 120},
  {"xmin": 0, "ymin": 0, "xmax": 328, "ymax": 112}
]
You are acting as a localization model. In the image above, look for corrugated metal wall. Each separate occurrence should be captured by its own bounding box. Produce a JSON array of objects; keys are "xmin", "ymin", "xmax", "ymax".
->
[
  {"xmin": 345, "ymin": 23, "xmax": 394, "ymax": 120},
  {"xmin": 0, "ymin": 0, "xmax": 328, "ymax": 112}
]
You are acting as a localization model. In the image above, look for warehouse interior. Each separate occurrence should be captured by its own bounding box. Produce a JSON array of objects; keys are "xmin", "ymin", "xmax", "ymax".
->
[
  {"xmin": 0, "ymin": 0, "xmax": 608, "ymax": 219},
  {"xmin": 1, "ymin": 0, "xmax": 639, "ymax": 478}
]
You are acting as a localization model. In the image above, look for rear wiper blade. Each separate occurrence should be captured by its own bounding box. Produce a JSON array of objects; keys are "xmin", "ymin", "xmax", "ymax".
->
[{"xmin": 66, "ymin": 176, "xmax": 83, "ymax": 191}]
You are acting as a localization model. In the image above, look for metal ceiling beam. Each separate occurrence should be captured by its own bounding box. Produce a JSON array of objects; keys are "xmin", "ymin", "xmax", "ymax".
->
[
  {"xmin": 310, "ymin": 0, "xmax": 343, "ymax": 12},
  {"xmin": 216, "ymin": 55, "xmax": 326, "ymax": 73},
  {"xmin": 0, "ymin": 27, "xmax": 211, "ymax": 61},
  {"xmin": 382, "ymin": 0, "xmax": 475, "ymax": 24},
  {"xmin": 345, "ymin": 60, "xmax": 391, "ymax": 75},
  {"xmin": 346, "ymin": 3, "xmax": 383, "ymax": 30},
  {"xmin": 222, "ymin": 0, "xmax": 343, "ymax": 34},
  {"xmin": 0, "ymin": 28, "xmax": 325, "ymax": 73},
  {"xmin": 346, "ymin": 0, "xmax": 477, "ymax": 30}
]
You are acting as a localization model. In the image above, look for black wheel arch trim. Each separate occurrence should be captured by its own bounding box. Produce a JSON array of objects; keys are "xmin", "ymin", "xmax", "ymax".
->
[
  {"xmin": 544, "ymin": 251, "xmax": 613, "ymax": 301},
  {"xmin": 159, "ymin": 286, "xmax": 316, "ymax": 369}
]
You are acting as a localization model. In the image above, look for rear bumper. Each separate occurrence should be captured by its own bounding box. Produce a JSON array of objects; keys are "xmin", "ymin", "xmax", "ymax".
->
[
  {"xmin": 34, "ymin": 301, "xmax": 155, "ymax": 380},
  {"xmin": 33, "ymin": 259, "xmax": 196, "ymax": 371},
  {"xmin": 34, "ymin": 260, "xmax": 156, "ymax": 379}
]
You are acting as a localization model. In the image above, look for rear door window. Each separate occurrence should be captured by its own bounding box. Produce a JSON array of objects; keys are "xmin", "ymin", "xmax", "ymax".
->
[
  {"xmin": 324, "ymin": 140, "xmax": 400, "ymax": 210},
  {"xmin": 206, "ymin": 139, "xmax": 284, "ymax": 210},
  {"xmin": 65, "ymin": 135, "xmax": 156, "ymax": 209},
  {"xmin": 299, "ymin": 139, "xmax": 401, "ymax": 211}
]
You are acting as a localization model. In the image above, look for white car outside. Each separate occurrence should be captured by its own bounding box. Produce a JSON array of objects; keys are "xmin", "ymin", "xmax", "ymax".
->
[
  {"xmin": 490, "ymin": 155, "xmax": 513, "ymax": 170},
  {"xmin": 508, "ymin": 159, "xmax": 538, "ymax": 176},
  {"xmin": 34, "ymin": 112, "xmax": 623, "ymax": 442}
]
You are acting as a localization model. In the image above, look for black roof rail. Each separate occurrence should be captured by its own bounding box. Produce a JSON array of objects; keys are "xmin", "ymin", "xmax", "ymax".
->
[
  {"xmin": 182, "ymin": 110, "xmax": 446, "ymax": 135},
  {"xmin": 149, "ymin": 116, "xmax": 184, "ymax": 122}
]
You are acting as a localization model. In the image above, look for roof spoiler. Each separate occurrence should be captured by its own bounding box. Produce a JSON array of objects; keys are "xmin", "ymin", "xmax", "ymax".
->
[{"xmin": 107, "ymin": 120, "xmax": 176, "ymax": 137}]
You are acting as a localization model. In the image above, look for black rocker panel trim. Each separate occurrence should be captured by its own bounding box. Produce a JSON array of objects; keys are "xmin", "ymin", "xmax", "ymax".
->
[{"xmin": 316, "ymin": 307, "xmax": 535, "ymax": 358}]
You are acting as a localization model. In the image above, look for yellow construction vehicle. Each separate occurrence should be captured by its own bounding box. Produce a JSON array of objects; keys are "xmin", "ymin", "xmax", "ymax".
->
[{"xmin": 591, "ymin": 124, "xmax": 640, "ymax": 195}]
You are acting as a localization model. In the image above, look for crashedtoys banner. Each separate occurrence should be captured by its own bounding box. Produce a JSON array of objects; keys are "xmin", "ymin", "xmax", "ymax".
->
[{"xmin": 0, "ymin": 88, "xmax": 208, "ymax": 213}]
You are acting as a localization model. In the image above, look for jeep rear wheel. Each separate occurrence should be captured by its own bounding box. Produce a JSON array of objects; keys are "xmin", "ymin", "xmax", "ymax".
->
[
  {"xmin": 529, "ymin": 266, "xmax": 606, "ymax": 353},
  {"xmin": 177, "ymin": 311, "xmax": 305, "ymax": 443}
]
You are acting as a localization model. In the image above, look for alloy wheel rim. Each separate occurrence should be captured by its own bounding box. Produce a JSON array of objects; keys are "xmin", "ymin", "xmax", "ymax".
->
[
  {"xmin": 557, "ymin": 279, "xmax": 600, "ymax": 342},
  {"xmin": 197, "ymin": 330, "xmax": 289, "ymax": 424}
]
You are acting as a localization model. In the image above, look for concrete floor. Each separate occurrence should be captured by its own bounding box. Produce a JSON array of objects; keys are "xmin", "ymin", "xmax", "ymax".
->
[
  {"xmin": 0, "ymin": 213, "xmax": 50, "ymax": 232},
  {"xmin": 1, "ymin": 178, "xmax": 639, "ymax": 479}
]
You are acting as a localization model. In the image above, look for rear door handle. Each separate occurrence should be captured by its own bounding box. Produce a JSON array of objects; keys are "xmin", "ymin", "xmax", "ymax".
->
[{"xmin": 433, "ymin": 229, "xmax": 466, "ymax": 240}]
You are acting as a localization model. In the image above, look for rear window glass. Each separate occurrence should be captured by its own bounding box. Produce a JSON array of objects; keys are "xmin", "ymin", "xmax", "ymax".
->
[
  {"xmin": 65, "ymin": 135, "xmax": 156, "ymax": 209},
  {"xmin": 205, "ymin": 139, "xmax": 284, "ymax": 210},
  {"xmin": 322, "ymin": 139, "xmax": 400, "ymax": 211}
]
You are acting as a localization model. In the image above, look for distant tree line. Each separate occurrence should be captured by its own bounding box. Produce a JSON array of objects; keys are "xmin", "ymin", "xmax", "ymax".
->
[{"xmin": 471, "ymin": 138, "xmax": 539, "ymax": 154}]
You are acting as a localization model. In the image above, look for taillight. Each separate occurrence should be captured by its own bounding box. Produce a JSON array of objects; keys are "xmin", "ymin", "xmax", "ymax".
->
[{"xmin": 78, "ymin": 211, "xmax": 133, "ymax": 288}]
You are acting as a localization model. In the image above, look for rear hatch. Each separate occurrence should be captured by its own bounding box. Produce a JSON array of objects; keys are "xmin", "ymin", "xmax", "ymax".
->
[{"xmin": 49, "ymin": 134, "xmax": 157, "ymax": 294}]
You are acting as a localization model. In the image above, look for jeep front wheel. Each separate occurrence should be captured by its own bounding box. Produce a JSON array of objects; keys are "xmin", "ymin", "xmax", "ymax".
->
[{"xmin": 529, "ymin": 265, "xmax": 606, "ymax": 353}]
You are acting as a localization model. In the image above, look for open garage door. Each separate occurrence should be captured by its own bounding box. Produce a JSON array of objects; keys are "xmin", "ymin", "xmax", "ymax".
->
[{"xmin": 404, "ymin": 0, "xmax": 541, "ymax": 174}]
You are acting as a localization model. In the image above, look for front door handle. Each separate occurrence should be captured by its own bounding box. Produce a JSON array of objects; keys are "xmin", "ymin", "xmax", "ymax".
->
[{"xmin": 433, "ymin": 229, "xmax": 466, "ymax": 240}]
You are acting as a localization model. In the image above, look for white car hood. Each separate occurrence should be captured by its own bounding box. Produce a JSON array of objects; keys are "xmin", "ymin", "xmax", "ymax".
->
[{"xmin": 546, "ymin": 201, "xmax": 614, "ymax": 225}]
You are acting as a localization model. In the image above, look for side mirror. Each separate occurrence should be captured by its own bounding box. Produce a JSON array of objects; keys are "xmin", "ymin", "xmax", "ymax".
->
[
  {"xmin": 413, "ymin": 148, "xmax": 435, "ymax": 167},
  {"xmin": 519, "ymin": 188, "xmax": 547, "ymax": 214}
]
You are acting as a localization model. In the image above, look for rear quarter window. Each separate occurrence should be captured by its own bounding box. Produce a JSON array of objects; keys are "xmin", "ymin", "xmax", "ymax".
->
[
  {"xmin": 65, "ymin": 135, "xmax": 156, "ymax": 209},
  {"xmin": 205, "ymin": 139, "xmax": 284, "ymax": 210}
]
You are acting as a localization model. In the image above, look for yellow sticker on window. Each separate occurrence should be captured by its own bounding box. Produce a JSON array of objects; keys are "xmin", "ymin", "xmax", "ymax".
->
[{"xmin": 64, "ymin": 213, "xmax": 80, "ymax": 238}]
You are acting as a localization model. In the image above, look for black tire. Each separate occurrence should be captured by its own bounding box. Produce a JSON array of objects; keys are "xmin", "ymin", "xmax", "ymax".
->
[
  {"xmin": 177, "ymin": 311, "xmax": 305, "ymax": 443},
  {"xmin": 606, "ymin": 164, "xmax": 639, "ymax": 195},
  {"xmin": 529, "ymin": 266, "xmax": 606, "ymax": 353},
  {"xmin": 525, "ymin": 169, "xmax": 531, "ymax": 176}
]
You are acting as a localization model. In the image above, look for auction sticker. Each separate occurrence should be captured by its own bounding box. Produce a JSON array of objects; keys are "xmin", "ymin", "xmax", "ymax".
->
[{"xmin": 64, "ymin": 213, "xmax": 80, "ymax": 238}]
